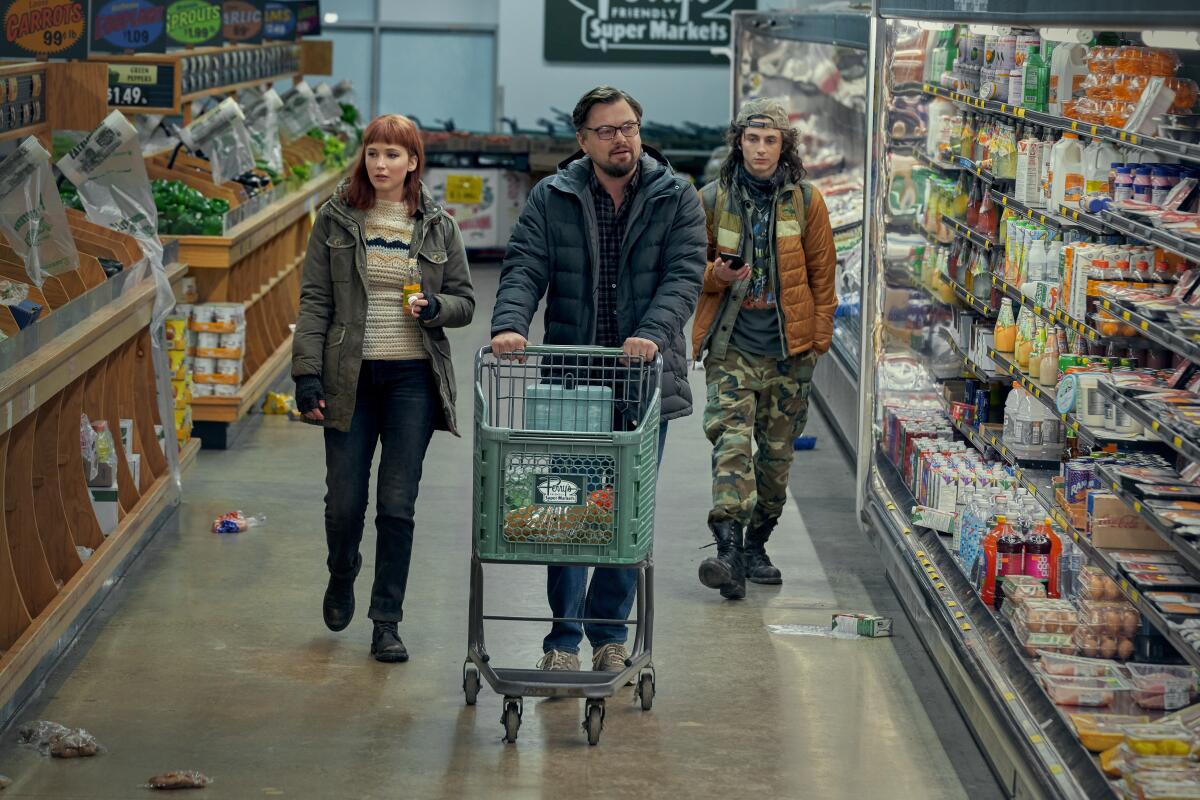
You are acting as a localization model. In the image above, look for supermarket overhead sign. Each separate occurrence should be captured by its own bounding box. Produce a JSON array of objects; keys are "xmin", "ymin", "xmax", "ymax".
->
[
  {"xmin": 91, "ymin": 0, "xmax": 167, "ymax": 54},
  {"xmin": 1, "ymin": 0, "xmax": 87, "ymax": 60},
  {"xmin": 545, "ymin": 0, "xmax": 755, "ymax": 64}
]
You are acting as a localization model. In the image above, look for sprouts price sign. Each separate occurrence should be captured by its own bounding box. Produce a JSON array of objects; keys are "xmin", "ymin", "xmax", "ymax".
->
[
  {"xmin": 545, "ymin": 0, "xmax": 755, "ymax": 65},
  {"xmin": 2, "ymin": 0, "xmax": 87, "ymax": 60}
]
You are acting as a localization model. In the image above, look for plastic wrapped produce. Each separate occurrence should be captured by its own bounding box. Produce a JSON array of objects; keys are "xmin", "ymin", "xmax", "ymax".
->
[
  {"xmin": 1126, "ymin": 664, "xmax": 1200, "ymax": 710},
  {"xmin": 1078, "ymin": 599, "xmax": 1141, "ymax": 637},
  {"xmin": 1016, "ymin": 598, "xmax": 1080, "ymax": 634},
  {"xmin": 1069, "ymin": 713, "xmax": 1151, "ymax": 752},
  {"xmin": 1042, "ymin": 673, "xmax": 1131, "ymax": 707},
  {"xmin": 1038, "ymin": 651, "xmax": 1125, "ymax": 679}
]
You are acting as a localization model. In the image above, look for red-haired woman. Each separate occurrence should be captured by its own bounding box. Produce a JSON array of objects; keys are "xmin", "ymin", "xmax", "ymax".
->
[{"xmin": 292, "ymin": 114, "xmax": 474, "ymax": 662}]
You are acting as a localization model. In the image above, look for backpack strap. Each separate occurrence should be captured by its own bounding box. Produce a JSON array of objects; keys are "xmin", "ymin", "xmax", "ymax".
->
[{"xmin": 789, "ymin": 181, "xmax": 813, "ymax": 240}]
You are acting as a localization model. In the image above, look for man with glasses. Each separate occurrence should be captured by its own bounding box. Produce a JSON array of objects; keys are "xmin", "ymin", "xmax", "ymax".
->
[{"xmin": 491, "ymin": 86, "xmax": 705, "ymax": 675}]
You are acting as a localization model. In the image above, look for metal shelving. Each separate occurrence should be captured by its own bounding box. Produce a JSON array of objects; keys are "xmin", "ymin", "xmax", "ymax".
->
[
  {"xmin": 1096, "ymin": 463, "xmax": 1200, "ymax": 581},
  {"xmin": 988, "ymin": 272, "xmax": 1104, "ymax": 344},
  {"xmin": 1099, "ymin": 382, "xmax": 1200, "ymax": 464},
  {"xmin": 1099, "ymin": 210, "xmax": 1200, "ymax": 265},
  {"xmin": 1099, "ymin": 296, "xmax": 1200, "ymax": 364},
  {"xmin": 941, "ymin": 214, "xmax": 999, "ymax": 252}
]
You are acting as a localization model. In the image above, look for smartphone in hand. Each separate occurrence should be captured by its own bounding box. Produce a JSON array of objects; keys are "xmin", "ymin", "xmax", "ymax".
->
[{"xmin": 718, "ymin": 251, "xmax": 746, "ymax": 269}]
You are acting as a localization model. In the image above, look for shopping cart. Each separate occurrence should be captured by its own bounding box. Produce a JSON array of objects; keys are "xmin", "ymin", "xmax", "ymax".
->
[{"xmin": 464, "ymin": 346, "xmax": 660, "ymax": 745}]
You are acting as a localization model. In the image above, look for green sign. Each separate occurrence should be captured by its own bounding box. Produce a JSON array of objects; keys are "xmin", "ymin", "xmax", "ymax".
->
[
  {"xmin": 545, "ymin": 0, "xmax": 756, "ymax": 65},
  {"xmin": 165, "ymin": 0, "xmax": 222, "ymax": 45}
]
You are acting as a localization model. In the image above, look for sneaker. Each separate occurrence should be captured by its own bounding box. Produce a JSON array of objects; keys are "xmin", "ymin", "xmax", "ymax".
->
[
  {"xmin": 370, "ymin": 622, "xmax": 408, "ymax": 663},
  {"xmin": 537, "ymin": 649, "xmax": 580, "ymax": 671},
  {"xmin": 592, "ymin": 643, "xmax": 634, "ymax": 685}
]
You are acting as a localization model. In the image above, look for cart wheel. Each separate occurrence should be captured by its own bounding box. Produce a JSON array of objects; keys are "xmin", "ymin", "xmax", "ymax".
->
[
  {"xmin": 502, "ymin": 699, "xmax": 522, "ymax": 743},
  {"xmin": 584, "ymin": 700, "xmax": 605, "ymax": 746},
  {"xmin": 463, "ymin": 664, "xmax": 481, "ymax": 706},
  {"xmin": 637, "ymin": 670, "xmax": 655, "ymax": 711}
]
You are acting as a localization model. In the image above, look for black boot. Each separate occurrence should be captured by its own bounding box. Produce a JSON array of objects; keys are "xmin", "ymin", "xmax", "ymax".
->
[
  {"xmin": 698, "ymin": 520, "xmax": 745, "ymax": 600},
  {"xmin": 322, "ymin": 555, "xmax": 360, "ymax": 632},
  {"xmin": 371, "ymin": 621, "xmax": 409, "ymax": 663},
  {"xmin": 745, "ymin": 519, "xmax": 782, "ymax": 585}
]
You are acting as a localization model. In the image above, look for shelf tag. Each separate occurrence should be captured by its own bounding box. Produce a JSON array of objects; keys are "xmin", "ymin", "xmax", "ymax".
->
[
  {"xmin": 1174, "ymin": 435, "xmax": 1183, "ymax": 448},
  {"xmin": 960, "ymin": 623, "xmax": 971, "ymax": 631},
  {"xmin": 1141, "ymin": 321, "xmax": 1148, "ymax": 331},
  {"xmin": 954, "ymin": 611, "xmax": 965, "ymax": 619},
  {"xmin": 1003, "ymin": 691, "xmax": 1016, "ymax": 701},
  {"xmin": 1134, "ymin": 500, "xmax": 1142, "ymax": 513},
  {"xmin": 1030, "ymin": 735, "xmax": 1044, "ymax": 744}
]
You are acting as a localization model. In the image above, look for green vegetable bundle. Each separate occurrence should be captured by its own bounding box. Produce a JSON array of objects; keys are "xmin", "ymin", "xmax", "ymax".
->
[{"xmin": 150, "ymin": 179, "xmax": 229, "ymax": 236}]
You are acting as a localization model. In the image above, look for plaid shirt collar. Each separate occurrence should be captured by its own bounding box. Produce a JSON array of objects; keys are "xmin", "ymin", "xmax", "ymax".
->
[{"xmin": 588, "ymin": 164, "xmax": 641, "ymax": 210}]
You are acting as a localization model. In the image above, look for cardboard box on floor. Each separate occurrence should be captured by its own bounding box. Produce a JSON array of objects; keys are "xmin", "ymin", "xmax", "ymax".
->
[{"xmin": 1087, "ymin": 491, "xmax": 1171, "ymax": 551}]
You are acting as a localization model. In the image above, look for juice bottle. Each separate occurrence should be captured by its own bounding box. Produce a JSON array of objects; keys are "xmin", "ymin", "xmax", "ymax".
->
[
  {"xmin": 976, "ymin": 189, "xmax": 998, "ymax": 238},
  {"xmin": 1029, "ymin": 324, "xmax": 1046, "ymax": 382},
  {"xmin": 994, "ymin": 515, "xmax": 1026, "ymax": 609},
  {"xmin": 995, "ymin": 298, "xmax": 1017, "ymax": 351},
  {"xmin": 1039, "ymin": 327, "xmax": 1060, "ymax": 387},
  {"xmin": 1021, "ymin": 45, "xmax": 1049, "ymax": 112},
  {"xmin": 1024, "ymin": 517, "xmax": 1062, "ymax": 598},
  {"xmin": 980, "ymin": 513, "xmax": 1013, "ymax": 607},
  {"xmin": 966, "ymin": 177, "xmax": 982, "ymax": 229},
  {"xmin": 1049, "ymin": 131, "xmax": 1084, "ymax": 209}
]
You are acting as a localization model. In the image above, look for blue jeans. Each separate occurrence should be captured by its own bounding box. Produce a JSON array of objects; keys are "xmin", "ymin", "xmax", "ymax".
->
[
  {"xmin": 543, "ymin": 421, "xmax": 668, "ymax": 653},
  {"xmin": 323, "ymin": 360, "xmax": 438, "ymax": 622}
]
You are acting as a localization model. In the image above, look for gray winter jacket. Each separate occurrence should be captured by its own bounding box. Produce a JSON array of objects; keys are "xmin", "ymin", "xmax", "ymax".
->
[
  {"xmin": 292, "ymin": 181, "xmax": 475, "ymax": 434},
  {"xmin": 490, "ymin": 147, "xmax": 705, "ymax": 420}
]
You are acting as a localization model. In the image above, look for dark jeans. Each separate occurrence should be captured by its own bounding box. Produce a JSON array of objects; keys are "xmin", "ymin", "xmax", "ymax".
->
[
  {"xmin": 543, "ymin": 421, "xmax": 668, "ymax": 654},
  {"xmin": 323, "ymin": 360, "xmax": 437, "ymax": 622}
]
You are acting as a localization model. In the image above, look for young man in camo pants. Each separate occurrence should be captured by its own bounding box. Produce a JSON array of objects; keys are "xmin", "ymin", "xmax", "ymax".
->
[{"xmin": 693, "ymin": 99, "xmax": 838, "ymax": 600}]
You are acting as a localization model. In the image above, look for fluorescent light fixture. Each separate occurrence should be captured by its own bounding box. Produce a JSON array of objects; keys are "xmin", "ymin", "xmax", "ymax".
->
[
  {"xmin": 1039, "ymin": 27, "xmax": 1093, "ymax": 44},
  {"xmin": 323, "ymin": 12, "xmax": 339, "ymax": 24},
  {"xmin": 1142, "ymin": 30, "xmax": 1200, "ymax": 50},
  {"xmin": 916, "ymin": 21, "xmax": 953, "ymax": 32},
  {"xmin": 969, "ymin": 25, "xmax": 1012, "ymax": 38}
]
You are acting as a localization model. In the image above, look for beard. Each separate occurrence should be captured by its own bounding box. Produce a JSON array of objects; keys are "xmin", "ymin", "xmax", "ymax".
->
[{"xmin": 597, "ymin": 152, "xmax": 637, "ymax": 178}]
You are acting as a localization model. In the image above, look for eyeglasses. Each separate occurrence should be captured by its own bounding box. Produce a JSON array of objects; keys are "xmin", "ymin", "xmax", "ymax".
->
[{"xmin": 583, "ymin": 122, "xmax": 640, "ymax": 140}]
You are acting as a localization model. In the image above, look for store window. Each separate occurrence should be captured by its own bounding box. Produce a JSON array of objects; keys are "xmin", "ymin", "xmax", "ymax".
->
[{"xmin": 377, "ymin": 31, "xmax": 496, "ymax": 132}]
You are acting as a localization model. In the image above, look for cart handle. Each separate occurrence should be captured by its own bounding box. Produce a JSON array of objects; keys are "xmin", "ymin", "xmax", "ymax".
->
[{"xmin": 474, "ymin": 345, "xmax": 663, "ymax": 378}]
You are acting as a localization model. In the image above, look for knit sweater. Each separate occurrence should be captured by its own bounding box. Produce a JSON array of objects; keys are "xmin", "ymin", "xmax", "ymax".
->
[{"xmin": 362, "ymin": 199, "xmax": 427, "ymax": 360}]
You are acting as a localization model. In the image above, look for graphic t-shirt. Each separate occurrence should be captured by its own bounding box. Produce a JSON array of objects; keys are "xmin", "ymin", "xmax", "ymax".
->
[{"xmin": 729, "ymin": 168, "xmax": 784, "ymax": 357}]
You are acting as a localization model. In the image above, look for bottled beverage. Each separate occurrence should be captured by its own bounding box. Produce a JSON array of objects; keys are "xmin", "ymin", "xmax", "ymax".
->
[
  {"xmin": 966, "ymin": 177, "xmax": 981, "ymax": 230},
  {"xmin": 1015, "ymin": 127, "xmax": 1043, "ymax": 207},
  {"xmin": 1030, "ymin": 324, "xmax": 1046, "ymax": 382},
  {"xmin": 1022, "ymin": 45, "xmax": 1049, "ymax": 111},
  {"xmin": 1113, "ymin": 166, "xmax": 1134, "ymax": 204},
  {"xmin": 980, "ymin": 514, "xmax": 1013, "ymax": 606},
  {"xmin": 995, "ymin": 514, "xmax": 1026, "ymax": 608},
  {"xmin": 1050, "ymin": 132, "xmax": 1085, "ymax": 209},
  {"xmin": 1024, "ymin": 517, "xmax": 1062, "ymax": 597}
]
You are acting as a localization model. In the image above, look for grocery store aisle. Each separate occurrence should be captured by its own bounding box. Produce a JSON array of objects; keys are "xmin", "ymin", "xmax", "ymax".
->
[{"xmin": 0, "ymin": 265, "xmax": 1004, "ymax": 799}]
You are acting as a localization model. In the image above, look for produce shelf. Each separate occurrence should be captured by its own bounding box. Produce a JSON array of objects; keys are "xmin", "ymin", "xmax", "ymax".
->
[{"xmin": 192, "ymin": 333, "xmax": 294, "ymax": 426}]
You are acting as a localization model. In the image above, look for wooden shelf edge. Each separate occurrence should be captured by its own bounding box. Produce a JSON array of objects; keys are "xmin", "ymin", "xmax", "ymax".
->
[
  {"xmin": 179, "ymin": 437, "xmax": 201, "ymax": 471},
  {"xmin": 0, "ymin": 122, "xmax": 49, "ymax": 144},
  {"xmin": 0, "ymin": 464, "xmax": 180, "ymax": 717},
  {"xmin": 192, "ymin": 333, "xmax": 293, "ymax": 423},
  {"xmin": 168, "ymin": 168, "xmax": 346, "ymax": 269},
  {"xmin": 246, "ymin": 255, "xmax": 304, "ymax": 309},
  {"xmin": 0, "ymin": 264, "xmax": 188, "ymax": 435}
]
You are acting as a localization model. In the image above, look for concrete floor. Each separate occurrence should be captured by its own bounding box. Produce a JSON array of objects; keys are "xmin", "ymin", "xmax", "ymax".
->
[{"xmin": 0, "ymin": 264, "xmax": 1005, "ymax": 799}]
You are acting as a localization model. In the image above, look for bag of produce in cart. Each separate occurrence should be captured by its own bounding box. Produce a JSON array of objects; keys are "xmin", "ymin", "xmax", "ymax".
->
[
  {"xmin": 0, "ymin": 136, "xmax": 80, "ymax": 286},
  {"xmin": 179, "ymin": 98, "xmax": 256, "ymax": 186},
  {"xmin": 502, "ymin": 454, "xmax": 615, "ymax": 545},
  {"xmin": 279, "ymin": 82, "xmax": 322, "ymax": 142},
  {"xmin": 244, "ymin": 89, "xmax": 285, "ymax": 174}
]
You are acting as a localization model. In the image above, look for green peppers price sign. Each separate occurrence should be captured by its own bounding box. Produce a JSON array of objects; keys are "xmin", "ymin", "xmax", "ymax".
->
[
  {"xmin": 1, "ymin": 0, "xmax": 88, "ymax": 60},
  {"xmin": 165, "ymin": 0, "xmax": 223, "ymax": 46},
  {"xmin": 545, "ymin": 0, "xmax": 756, "ymax": 65}
]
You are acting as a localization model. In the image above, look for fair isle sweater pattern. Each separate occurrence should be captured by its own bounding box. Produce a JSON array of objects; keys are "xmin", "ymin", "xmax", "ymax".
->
[{"xmin": 362, "ymin": 200, "xmax": 427, "ymax": 360}]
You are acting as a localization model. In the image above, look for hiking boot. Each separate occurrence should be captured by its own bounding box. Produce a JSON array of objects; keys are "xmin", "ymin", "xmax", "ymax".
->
[
  {"xmin": 592, "ymin": 643, "xmax": 634, "ymax": 686},
  {"xmin": 370, "ymin": 622, "xmax": 409, "ymax": 663},
  {"xmin": 745, "ymin": 519, "xmax": 782, "ymax": 585},
  {"xmin": 537, "ymin": 649, "xmax": 580, "ymax": 671},
  {"xmin": 322, "ymin": 576, "xmax": 355, "ymax": 632},
  {"xmin": 698, "ymin": 519, "xmax": 745, "ymax": 600}
]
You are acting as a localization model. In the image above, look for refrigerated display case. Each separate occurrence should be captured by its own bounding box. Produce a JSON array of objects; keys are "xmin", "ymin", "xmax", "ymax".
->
[
  {"xmin": 858, "ymin": 3, "xmax": 1200, "ymax": 797},
  {"xmin": 731, "ymin": 8, "xmax": 869, "ymax": 453}
]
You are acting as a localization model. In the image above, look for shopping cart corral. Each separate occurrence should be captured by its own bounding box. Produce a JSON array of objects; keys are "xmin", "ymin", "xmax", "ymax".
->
[{"xmin": 466, "ymin": 346, "xmax": 660, "ymax": 745}]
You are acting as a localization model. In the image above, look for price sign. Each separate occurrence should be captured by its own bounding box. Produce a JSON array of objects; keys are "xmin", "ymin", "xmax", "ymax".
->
[
  {"xmin": 165, "ymin": 0, "xmax": 222, "ymax": 46},
  {"xmin": 262, "ymin": 0, "xmax": 294, "ymax": 39},
  {"xmin": 293, "ymin": 0, "xmax": 319, "ymax": 35},
  {"xmin": 0, "ymin": 0, "xmax": 87, "ymax": 60},
  {"xmin": 107, "ymin": 63, "xmax": 175, "ymax": 110},
  {"xmin": 90, "ymin": 0, "xmax": 166, "ymax": 54},
  {"xmin": 222, "ymin": 0, "xmax": 264, "ymax": 43}
]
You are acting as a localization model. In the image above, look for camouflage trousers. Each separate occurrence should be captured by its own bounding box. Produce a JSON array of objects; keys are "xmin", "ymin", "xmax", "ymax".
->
[{"xmin": 703, "ymin": 347, "xmax": 818, "ymax": 528}]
